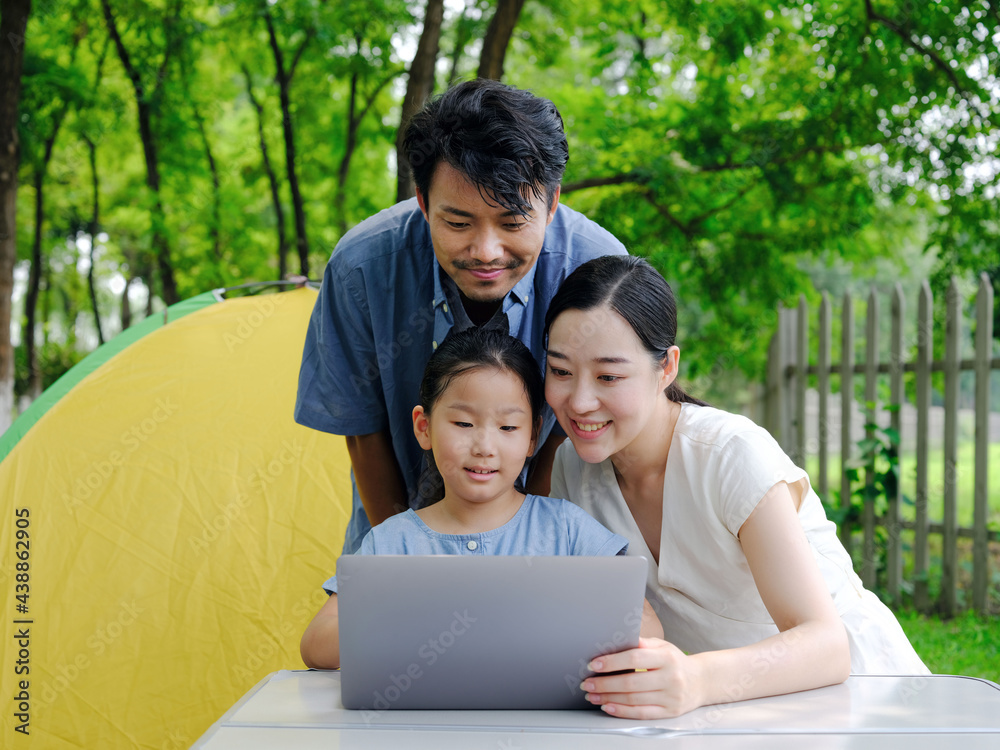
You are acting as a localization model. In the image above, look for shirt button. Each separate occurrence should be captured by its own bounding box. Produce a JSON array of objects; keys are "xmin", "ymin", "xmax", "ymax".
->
[
  {"xmin": 467, "ymin": 540, "xmax": 478, "ymax": 551},
  {"xmin": 443, "ymin": 303, "xmax": 449, "ymax": 313},
  {"xmin": 432, "ymin": 340, "xmax": 438, "ymax": 350}
]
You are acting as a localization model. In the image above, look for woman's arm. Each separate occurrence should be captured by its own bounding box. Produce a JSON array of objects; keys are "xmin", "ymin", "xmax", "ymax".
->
[
  {"xmin": 300, "ymin": 593, "xmax": 342, "ymax": 669},
  {"xmin": 582, "ymin": 481, "xmax": 850, "ymax": 718}
]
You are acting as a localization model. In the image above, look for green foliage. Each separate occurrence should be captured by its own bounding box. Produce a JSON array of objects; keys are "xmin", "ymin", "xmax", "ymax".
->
[
  {"xmin": 12, "ymin": 0, "xmax": 1000, "ymax": 407},
  {"xmin": 14, "ymin": 340, "xmax": 86, "ymax": 396},
  {"xmin": 820, "ymin": 401, "xmax": 905, "ymax": 600},
  {"xmin": 507, "ymin": 1, "xmax": 999, "ymax": 402},
  {"xmin": 845, "ymin": 403, "xmax": 903, "ymax": 522}
]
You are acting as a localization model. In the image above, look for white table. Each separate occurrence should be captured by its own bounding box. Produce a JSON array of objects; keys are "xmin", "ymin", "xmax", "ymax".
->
[{"xmin": 192, "ymin": 670, "xmax": 1000, "ymax": 749}]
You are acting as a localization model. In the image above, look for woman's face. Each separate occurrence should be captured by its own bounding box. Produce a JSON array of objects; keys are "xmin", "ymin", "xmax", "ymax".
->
[{"xmin": 545, "ymin": 305, "xmax": 674, "ymax": 465}]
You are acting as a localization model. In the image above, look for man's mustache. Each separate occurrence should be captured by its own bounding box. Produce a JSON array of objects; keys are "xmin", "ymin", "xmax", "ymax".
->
[{"xmin": 453, "ymin": 260, "xmax": 522, "ymax": 270}]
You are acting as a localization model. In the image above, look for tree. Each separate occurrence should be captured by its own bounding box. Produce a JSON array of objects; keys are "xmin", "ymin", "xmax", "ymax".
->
[
  {"xmin": 506, "ymin": 0, "xmax": 1000, "ymax": 397},
  {"xmin": 477, "ymin": 0, "xmax": 524, "ymax": 81},
  {"xmin": 22, "ymin": 51, "xmax": 77, "ymax": 397},
  {"xmin": 333, "ymin": 33, "xmax": 403, "ymax": 232},
  {"xmin": 259, "ymin": 0, "xmax": 313, "ymax": 277},
  {"xmin": 5, "ymin": 0, "xmax": 998, "ymax": 420},
  {"xmin": 241, "ymin": 64, "xmax": 288, "ymax": 280},
  {"xmin": 0, "ymin": 0, "xmax": 32, "ymax": 432},
  {"xmin": 395, "ymin": 0, "xmax": 444, "ymax": 202},
  {"xmin": 100, "ymin": 0, "xmax": 181, "ymax": 305}
]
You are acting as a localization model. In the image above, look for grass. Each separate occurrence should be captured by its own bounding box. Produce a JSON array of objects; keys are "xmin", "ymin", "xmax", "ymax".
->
[
  {"xmin": 805, "ymin": 441, "xmax": 1000, "ymax": 614},
  {"xmin": 805, "ymin": 441, "xmax": 1000, "ymax": 682},
  {"xmin": 895, "ymin": 609, "xmax": 1000, "ymax": 682}
]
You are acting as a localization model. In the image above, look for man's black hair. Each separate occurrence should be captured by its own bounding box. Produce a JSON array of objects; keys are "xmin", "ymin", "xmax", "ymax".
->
[{"xmin": 403, "ymin": 79, "xmax": 568, "ymax": 216}]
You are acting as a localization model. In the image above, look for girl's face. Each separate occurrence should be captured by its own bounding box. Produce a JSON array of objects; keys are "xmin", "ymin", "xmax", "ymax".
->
[
  {"xmin": 545, "ymin": 306, "xmax": 676, "ymax": 465},
  {"xmin": 412, "ymin": 366, "xmax": 537, "ymax": 507}
]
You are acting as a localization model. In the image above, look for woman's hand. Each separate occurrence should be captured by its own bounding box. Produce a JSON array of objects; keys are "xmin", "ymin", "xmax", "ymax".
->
[
  {"xmin": 580, "ymin": 637, "xmax": 705, "ymax": 719},
  {"xmin": 583, "ymin": 481, "xmax": 851, "ymax": 720}
]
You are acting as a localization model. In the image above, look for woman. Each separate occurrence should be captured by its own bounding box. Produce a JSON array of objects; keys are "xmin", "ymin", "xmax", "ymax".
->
[{"xmin": 544, "ymin": 255, "xmax": 927, "ymax": 719}]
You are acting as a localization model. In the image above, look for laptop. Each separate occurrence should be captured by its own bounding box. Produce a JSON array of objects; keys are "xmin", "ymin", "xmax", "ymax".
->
[{"xmin": 336, "ymin": 554, "xmax": 647, "ymax": 711}]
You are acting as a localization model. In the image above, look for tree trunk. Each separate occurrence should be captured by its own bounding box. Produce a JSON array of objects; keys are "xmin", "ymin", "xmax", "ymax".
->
[
  {"xmin": 85, "ymin": 137, "xmax": 105, "ymax": 345},
  {"xmin": 0, "ymin": 0, "xmax": 32, "ymax": 432},
  {"xmin": 333, "ymin": 58, "xmax": 401, "ymax": 234},
  {"xmin": 242, "ymin": 65, "xmax": 287, "ymax": 280},
  {"xmin": 121, "ymin": 275, "xmax": 132, "ymax": 330},
  {"xmin": 40, "ymin": 260, "xmax": 50, "ymax": 347},
  {"xmin": 446, "ymin": 1, "xmax": 474, "ymax": 89},
  {"xmin": 263, "ymin": 6, "xmax": 310, "ymax": 277},
  {"xmin": 335, "ymin": 67, "xmax": 360, "ymax": 236},
  {"xmin": 192, "ymin": 101, "xmax": 222, "ymax": 268},
  {"xmin": 477, "ymin": 0, "xmax": 525, "ymax": 81},
  {"xmin": 396, "ymin": 0, "xmax": 445, "ymax": 202},
  {"xmin": 25, "ymin": 102, "xmax": 67, "ymax": 400},
  {"xmin": 25, "ymin": 170, "xmax": 44, "ymax": 399},
  {"xmin": 101, "ymin": 0, "xmax": 179, "ymax": 305}
]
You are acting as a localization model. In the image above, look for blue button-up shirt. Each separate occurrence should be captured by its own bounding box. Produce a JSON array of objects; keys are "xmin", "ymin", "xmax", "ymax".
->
[{"xmin": 295, "ymin": 198, "xmax": 626, "ymax": 553}]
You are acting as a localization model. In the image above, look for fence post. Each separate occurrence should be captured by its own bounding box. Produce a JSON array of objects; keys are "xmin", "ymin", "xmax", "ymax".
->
[
  {"xmin": 973, "ymin": 273, "xmax": 993, "ymax": 613},
  {"xmin": 888, "ymin": 283, "xmax": 904, "ymax": 604},
  {"xmin": 766, "ymin": 309, "xmax": 784, "ymax": 442},
  {"xmin": 942, "ymin": 277, "xmax": 961, "ymax": 618},
  {"xmin": 781, "ymin": 305, "xmax": 797, "ymax": 455},
  {"xmin": 862, "ymin": 288, "xmax": 879, "ymax": 590},
  {"xmin": 766, "ymin": 331, "xmax": 777, "ymax": 436},
  {"xmin": 769, "ymin": 305, "xmax": 797, "ymax": 455},
  {"xmin": 914, "ymin": 282, "xmax": 932, "ymax": 612},
  {"xmin": 795, "ymin": 295, "xmax": 808, "ymax": 469},
  {"xmin": 817, "ymin": 293, "xmax": 831, "ymax": 503},
  {"xmin": 840, "ymin": 291, "xmax": 854, "ymax": 554}
]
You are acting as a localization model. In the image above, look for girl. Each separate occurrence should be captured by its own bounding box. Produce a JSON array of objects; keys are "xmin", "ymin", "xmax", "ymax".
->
[
  {"xmin": 544, "ymin": 255, "xmax": 928, "ymax": 719},
  {"xmin": 301, "ymin": 327, "xmax": 662, "ymax": 669}
]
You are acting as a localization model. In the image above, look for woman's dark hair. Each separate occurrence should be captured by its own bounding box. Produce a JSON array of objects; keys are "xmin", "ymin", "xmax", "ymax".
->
[
  {"xmin": 544, "ymin": 255, "xmax": 707, "ymax": 406},
  {"xmin": 403, "ymin": 79, "xmax": 568, "ymax": 216},
  {"xmin": 419, "ymin": 327, "xmax": 545, "ymax": 426}
]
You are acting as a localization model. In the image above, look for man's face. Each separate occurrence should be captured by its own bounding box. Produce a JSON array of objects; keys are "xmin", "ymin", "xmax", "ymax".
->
[{"xmin": 416, "ymin": 162, "xmax": 559, "ymax": 305}]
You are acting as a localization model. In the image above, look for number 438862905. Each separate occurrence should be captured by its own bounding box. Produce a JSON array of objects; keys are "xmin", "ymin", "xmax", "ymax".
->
[{"xmin": 14, "ymin": 508, "xmax": 30, "ymax": 610}]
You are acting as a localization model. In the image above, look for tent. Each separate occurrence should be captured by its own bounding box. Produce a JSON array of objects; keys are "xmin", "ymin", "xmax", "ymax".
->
[{"xmin": 0, "ymin": 285, "xmax": 353, "ymax": 748}]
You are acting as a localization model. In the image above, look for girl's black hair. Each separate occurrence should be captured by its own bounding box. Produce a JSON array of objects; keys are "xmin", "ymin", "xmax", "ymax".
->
[
  {"xmin": 419, "ymin": 327, "xmax": 545, "ymax": 425},
  {"xmin": 544, "ymin": 255, "xmax": 707, "ymax": 406}
]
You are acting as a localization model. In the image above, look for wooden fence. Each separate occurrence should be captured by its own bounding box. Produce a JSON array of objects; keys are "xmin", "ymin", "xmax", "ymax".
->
[{"xmin": 765, "ymin": 274, "xmax": 997, "ymax": 615}]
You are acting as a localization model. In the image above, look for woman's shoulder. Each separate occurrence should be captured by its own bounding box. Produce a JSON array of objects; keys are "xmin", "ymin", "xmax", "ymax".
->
[{"xmin": 675, "ymin": 404, "xmax": 775, "ymax": 451}]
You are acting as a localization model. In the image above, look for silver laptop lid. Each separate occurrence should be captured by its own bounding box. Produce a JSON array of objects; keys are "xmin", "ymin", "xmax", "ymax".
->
[{"xmin": 337, "ymin": 555, "xmax": 647, "ymax": 711}]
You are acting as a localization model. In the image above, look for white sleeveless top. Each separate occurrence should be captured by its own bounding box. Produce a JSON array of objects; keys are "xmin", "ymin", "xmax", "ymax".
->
[{"xmin": 551, "ymin": 403, "xmax": 928, "ymax": 674}]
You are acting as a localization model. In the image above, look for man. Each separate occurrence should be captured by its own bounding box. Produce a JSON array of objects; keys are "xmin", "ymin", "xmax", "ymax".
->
[{"xmin": 295, "ymin": 79, "xmax": 626, "ymax": 554}]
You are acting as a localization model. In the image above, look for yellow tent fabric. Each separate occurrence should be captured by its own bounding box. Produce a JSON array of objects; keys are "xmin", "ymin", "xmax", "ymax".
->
[{"xmin": 0, "ymin": 287, "xmax": 352, "ymax": 748}]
